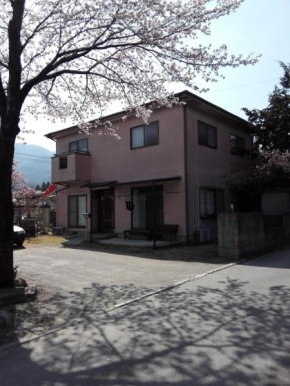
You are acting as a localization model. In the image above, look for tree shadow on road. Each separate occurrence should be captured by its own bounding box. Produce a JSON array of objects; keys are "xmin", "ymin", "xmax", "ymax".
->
[
  {"xmin": 65, "ymin": 242, "xmax": 226, "ymax": 264},
  {"xmin": 1, "ymin": 277, "xmax": 290, "ymax": 385}
]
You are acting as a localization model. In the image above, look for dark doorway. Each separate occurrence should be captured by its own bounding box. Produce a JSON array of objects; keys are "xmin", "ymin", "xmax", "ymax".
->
[{"xmin": 97, "ymin": 189, "xmax": 115, "ymax": 232}]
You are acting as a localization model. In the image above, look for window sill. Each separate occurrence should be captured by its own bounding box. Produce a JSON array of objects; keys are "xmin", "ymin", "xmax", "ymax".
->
[
  {"xmin": 131, "ymin": 143, "xmax": 159, "ymax": 150},
  {"xmin": 198, "ymin": 143, "xmax": 217, "ymax": 150}
]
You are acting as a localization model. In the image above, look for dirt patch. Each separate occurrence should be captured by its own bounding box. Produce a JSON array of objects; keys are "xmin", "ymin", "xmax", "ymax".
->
[{"xmin": 24, "ymin": 235, "xmax": 66, "ymax": 248}]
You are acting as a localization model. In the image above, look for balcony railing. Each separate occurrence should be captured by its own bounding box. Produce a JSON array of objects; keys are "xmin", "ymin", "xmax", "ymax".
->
[
  {"xmin": 51, "ymin": 151, "xmax": 91, "ymax": 184},
  {"xmin": 54, "ymin": 150, "xmax": 91, "ymax": 157}
]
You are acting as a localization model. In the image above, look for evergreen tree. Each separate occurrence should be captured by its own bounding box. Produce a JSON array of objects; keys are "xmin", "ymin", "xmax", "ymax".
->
[
  {"xmin": 243, "ymin": 62, "xmax": 290, "ymax": 153},
  {"xmin": 225, "ymin": 151, "xmax": 290, "ymax": 211}
]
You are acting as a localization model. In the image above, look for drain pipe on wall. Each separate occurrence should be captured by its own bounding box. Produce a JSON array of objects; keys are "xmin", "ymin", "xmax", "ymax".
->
[
  {"xmin": 183, "ymin": 104, "xmax": 189, "ymax": 244},
  {"xmin": 197, "ymin": 182, "xmax": 200, "ymax": 230},
  {"xmin": 90, "ymin": 186, "xmax": 93, "ymax": 243}
]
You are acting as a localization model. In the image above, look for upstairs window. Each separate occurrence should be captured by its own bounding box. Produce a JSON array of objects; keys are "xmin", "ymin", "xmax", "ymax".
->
[
  {"xmin": 230, "ymin": 134, "xmax": 245, "ymax": 155},
  {"xmin": 199, "ymin": 188, "xmax": 224, "ymax": 218},
  {"xmin": 131, "ymin": 121, "xmax": 159, "ymax": 149},
  {"xmin": 59, "ymin": 156, "xmax": 67, "ymax": 169},
  {"xmin": 69, "ymin": 138, "xmax": 88, "ymax": 153},
  {"xmin": 198, "ymin": 121, "xmax": 217, "ymax": 149}
]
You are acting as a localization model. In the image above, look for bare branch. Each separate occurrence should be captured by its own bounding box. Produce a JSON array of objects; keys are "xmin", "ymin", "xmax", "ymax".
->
[{"xmin": 21, "ymin": 2, "xmax": 61, "ymax": 53}]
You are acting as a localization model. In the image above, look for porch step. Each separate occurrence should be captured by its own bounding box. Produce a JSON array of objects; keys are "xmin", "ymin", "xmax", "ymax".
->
[
  {"xmin": 62, "ymin": 237, "xmax": 84, "ymax": 246},
  {"xmin": 126, "ymin": 234, "xmax": 149, "ymax": 240},
  {"xmin": 92, "ymin": 233, "xmax": 116, "ymax": 240}
]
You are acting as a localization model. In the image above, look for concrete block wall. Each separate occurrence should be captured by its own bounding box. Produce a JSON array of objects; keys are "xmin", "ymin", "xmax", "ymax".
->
[
  {"xmin": 218, "ymin": 213, "xmax": 266, "ymax": 259},
  {"xmin": 218, "ymin": 212, "xmax": 290, "ymax": 258},
  {"xmin": 283, "ymin": 213, "xmax": 290, "ymax": 240}
]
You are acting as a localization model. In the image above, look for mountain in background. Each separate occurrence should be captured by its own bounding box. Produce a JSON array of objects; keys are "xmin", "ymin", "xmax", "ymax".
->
[{"xmin": 14, "ymin": 143, "xmax": 54, "ymax": 187}]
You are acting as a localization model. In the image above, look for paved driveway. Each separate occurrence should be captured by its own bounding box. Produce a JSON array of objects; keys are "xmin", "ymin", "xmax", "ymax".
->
[
  {"xmin": 1, "ymin": 243, "xmax": 232, "ymax": 346},
  {"xmin": 14, "ymin": 244, "xmax": 227, "ymax": 296},
  {"xmin": 2, "ymin": 247, "xmax": 290, "ymax": 385}
]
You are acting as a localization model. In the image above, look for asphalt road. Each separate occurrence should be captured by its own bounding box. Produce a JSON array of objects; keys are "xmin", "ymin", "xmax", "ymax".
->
[{"xmin": 1, "ymin": 247, "xmax": 290, "ymax": 385}]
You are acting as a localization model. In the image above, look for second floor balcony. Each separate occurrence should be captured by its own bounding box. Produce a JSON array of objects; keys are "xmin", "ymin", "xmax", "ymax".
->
[{"xmin": 51, "ymin": 151, "xmax": 91, "ymax": 184}]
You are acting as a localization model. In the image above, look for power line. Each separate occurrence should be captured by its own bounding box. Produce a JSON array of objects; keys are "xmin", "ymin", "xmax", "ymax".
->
[
  {"xmin": 15, "ymin": 155, "xmax": 51, "ymax": 164},
  {"xmin": 15, "ymin": 151, "xmax": 52, "ymax": 159},
  {"xmin": 208, "ymin": 77, "xmax": 279, "ymax": 94}
]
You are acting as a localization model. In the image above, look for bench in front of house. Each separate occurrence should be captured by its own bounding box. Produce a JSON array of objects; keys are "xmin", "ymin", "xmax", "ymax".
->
[
  {"xmin": 124, "ymin": 224, "xmax": 178, "ymax": 242},
  {"xmin": 155, "ymin": 224, "xmax": 178, "ymax": 242},
  {"xmin": 124, "ymin": 229, "xmax": 152, "ymax": 240}
]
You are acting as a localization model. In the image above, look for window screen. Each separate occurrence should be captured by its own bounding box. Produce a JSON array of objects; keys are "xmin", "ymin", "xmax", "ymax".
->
[
  {"xmin": 198, "ymin": 121, "xmax": 217, "ymax": 148},
  {"xmin": 68, "ymin": 196, "xmax": 78, "ymax": 227},
  {"xmin": 68, "ymin": 195, "xmax": 87, "ymax": 227},
  {"xmin": 59, "ymin": 156, "xmax": 67, "ymax": 169},
  {"xmin": 131, "ymin": 122, "xmax": 158, "ymax": 149},
  {"xmin": 69, "ymin": 138, "xmax": 88, "ymax": 153},
  {"xmin": 199, "ymin": 188, "xmax": 224, "ymax": 218},
  {"xmin": 131, "ymin": 126, "xmax": 144, "ymax": 149},
  {"xmin": 145, "ymin": 122, "xmax": 158, "ymax": 146},
  {"xmin": 230, "ymin": 134, "xmax": 245, "ymax": 155}
]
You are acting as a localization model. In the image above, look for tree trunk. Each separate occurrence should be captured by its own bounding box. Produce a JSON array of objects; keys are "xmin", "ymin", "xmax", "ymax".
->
[
  {"xmin": 0, "ymin": 0, "xmax": 25, "ymax": 288},
  {"xmin": 0, "ymin": 130, "xmax": 16, "ymax": 288}
]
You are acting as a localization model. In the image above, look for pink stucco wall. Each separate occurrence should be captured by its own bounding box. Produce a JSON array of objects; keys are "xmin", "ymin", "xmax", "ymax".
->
[
  {"xmin": 185, "ymin": 101, "xmax": 251, "ymax": 238},
  {"xmin": 114, "ymin": 180, "xmax": 186, "ymax": 237},
  {"xmin": 89, "ymin": 106, "xmax": 184, "ymax": 182},
  {"xmin": 53, "ymin": 105, "xmax": 187, "ymax": 237},
  {"xmin": 52, "ymin": 153, "xmax": 91, "ymax": 184},
  {"xmin": 56, "ymin": 184, "xmax": 90, "ymax": 230},
  {"xmin": 51, "ymin": 99, "xmax": 251, "ymax": 240},
  {"xmin": 55, "ymin": 131, "xmax": 90, "ymax": 154}
]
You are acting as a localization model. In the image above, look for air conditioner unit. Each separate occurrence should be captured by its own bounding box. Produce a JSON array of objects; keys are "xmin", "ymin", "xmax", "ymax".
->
[{"xmin": 195, "ymin": 229, "xmax": 210, "ymax": 243}]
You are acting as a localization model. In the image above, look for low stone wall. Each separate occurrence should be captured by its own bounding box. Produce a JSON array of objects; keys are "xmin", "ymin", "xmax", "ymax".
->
[{"xmin": 218, "ymin": 213, "xmax": 290, "ymax": 258}]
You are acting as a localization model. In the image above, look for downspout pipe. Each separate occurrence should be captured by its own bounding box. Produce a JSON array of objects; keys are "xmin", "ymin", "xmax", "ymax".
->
[
  {"xmin": 90, "ymin": 186, "xmax": 93, "ymax": 243},
  {"xmin": 183, "ymin": 104, "xmax": 189, "ymax": 244},
  {"xmin": 152, "ymin": 180, "xmax": 156, "ymax": 249}
]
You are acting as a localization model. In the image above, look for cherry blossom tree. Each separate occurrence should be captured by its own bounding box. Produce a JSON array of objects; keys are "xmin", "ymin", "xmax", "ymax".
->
[
  {"xmin": 0, "ymin": 0, "xmax": 258, "ymax": 288},
  {"xmin": 12, "ymin": 165, "xmax": 36, "ymax": 224},
  {"xmin": 225, "ymin": 151, "xmax": 290, "ymax": 211}
]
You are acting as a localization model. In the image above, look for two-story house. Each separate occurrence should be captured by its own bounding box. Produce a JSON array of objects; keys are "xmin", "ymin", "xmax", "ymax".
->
[{"xmin": 46, "ymin": 90, "xmax": 251, "ymax": 242}]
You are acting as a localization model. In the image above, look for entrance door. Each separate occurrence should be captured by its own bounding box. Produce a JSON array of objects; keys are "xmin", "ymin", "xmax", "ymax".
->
[{"xmin": 97, "ymin": 189, "xmax": 115, "ymax": 232}]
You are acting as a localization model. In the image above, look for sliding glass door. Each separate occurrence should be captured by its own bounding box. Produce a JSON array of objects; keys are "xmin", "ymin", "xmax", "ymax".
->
[
  {"xmin": 132, "ymin": 186, "xmax": 163, "ymax": 230},
  {"xmin": 68, "ymin": 195, "xmax": 87, "ymax": 227}
]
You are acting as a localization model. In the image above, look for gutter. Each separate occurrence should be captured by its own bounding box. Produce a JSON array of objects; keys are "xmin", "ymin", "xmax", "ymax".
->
[{"xmin": 45, "ymin": 90, "xmax": 249, "ymax": 140}]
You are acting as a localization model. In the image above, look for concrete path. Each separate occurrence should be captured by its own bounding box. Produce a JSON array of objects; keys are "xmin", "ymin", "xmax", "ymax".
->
[{"xmin": 1, "ymin": 247, "xmax": 290, "ymax": 385}]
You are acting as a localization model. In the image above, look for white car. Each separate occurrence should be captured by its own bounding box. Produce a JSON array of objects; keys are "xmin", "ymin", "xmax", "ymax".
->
[{"xmin": 13, "ymin": 225, "xmax": 25, "ymax": 247}]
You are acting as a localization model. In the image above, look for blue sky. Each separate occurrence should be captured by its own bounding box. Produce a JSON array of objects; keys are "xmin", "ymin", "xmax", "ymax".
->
[
  {"xmin": 190, "ymin": 0, "xmax": 290, "ymax": 116},
  {"xmin": 20, "ymin": 0, "xmax": 290, "ymax": 151}
]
